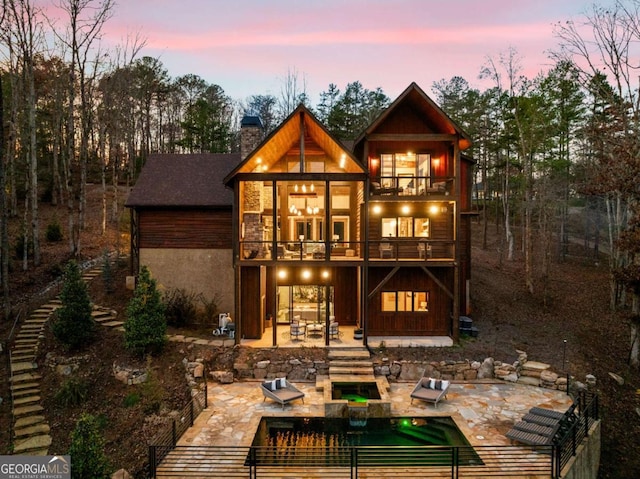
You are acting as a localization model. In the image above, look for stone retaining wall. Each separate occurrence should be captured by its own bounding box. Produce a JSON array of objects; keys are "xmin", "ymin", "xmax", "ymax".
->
[{"xmin": 230, "ymin": 349, "xmax": 571, "ymax": 392}]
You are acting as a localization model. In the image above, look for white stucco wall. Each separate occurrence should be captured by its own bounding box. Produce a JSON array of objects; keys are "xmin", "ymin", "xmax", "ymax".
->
[{"xmin": 139, "ymin": 248, "xmax": 234, "ymax": 313}]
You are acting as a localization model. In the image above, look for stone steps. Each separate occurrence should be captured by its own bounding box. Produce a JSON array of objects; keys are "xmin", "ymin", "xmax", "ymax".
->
[
  {"xmin": 329, "ymin": 366, "xmax": 374, "ymax": 376},
  {"xmin": 11, "ymin": 381, "xmax": 40, "ymax": 391},
  {"xmin": 5, "ymin": 269, "xmax": 108, "ymax": 457},
  {"xmin": 11, "ymin": 372, "xmax": 42, "ymax": 383},
  {"xmin": 15, "ymin": 415, "xmax": 46, "ymax": 429},
  {"xmin": 10, "ymin": 362, "xmax": 38, "ymax": 374},
  {"xmin": 328, "ymin": 348, "xmax": 371, "ymax": 360},
  {"xmin": 329, "ymin": 360, "xmax": 373, "ymax": 368},
  {"xmin": 13, "ymin": 435, "xmax": 52, "ymax": 454},
  {"xmin": 12, "ymin": 388, "xmax": 41, "ymax": 399},
  {"xmin": 13, "ymin": 395, "xmax": 41, "ymax": 407},
  {"xmin": 13, "ymin": 404, "xmax": 44, "ymax": 417},
  {"xmin": 14, "ymin": 423, "xmax": 50, "ymax": 438}
]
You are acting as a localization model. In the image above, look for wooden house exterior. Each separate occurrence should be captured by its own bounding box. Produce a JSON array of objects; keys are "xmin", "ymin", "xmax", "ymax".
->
[
  {"xmin": 125, "ymin": 154, "xmax": 240, "ymax": 313},
  {"xmin": 127, "ymin": 82, "xmax": 473, "ymax": 346}
]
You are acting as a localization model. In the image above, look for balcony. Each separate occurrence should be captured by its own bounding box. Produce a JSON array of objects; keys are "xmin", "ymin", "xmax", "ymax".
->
[
  {"xmin": 239, "ymin": 240, "xmax": 455, "ymax": 263},
  {"xmin": 370, "ymin": 176, "xmax": 453, "ymax": 197}
]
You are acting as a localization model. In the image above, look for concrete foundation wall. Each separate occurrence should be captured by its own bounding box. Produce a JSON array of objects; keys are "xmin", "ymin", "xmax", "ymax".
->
[
  {"xmin": 561, "ymin": 420, "xmax": 601, "ymax": 479},
  {"xmin": 139, "ymin": 248, "xmax": 234, "ymax": 313}
]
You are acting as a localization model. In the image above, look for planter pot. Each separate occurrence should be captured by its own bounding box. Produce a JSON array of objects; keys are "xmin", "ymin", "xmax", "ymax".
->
[{"xmin": 354, "ymin": 330, "xmax": 363, "ymax": 340}]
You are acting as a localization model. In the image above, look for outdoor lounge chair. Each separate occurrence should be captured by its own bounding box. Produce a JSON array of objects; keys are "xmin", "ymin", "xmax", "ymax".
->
[
  {"xmin": 505, "ymin": 403, "xmax": 577, "ymax": 446},
  {"xmin": 410, "ymin": 377, "xmax": 450, "ymax": 408},
  {"xmin": 260, "ymin": 377, "xmax": 305, "ymax": 409}
]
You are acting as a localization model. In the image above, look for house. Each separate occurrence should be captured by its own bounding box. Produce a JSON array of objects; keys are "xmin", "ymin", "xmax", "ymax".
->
[{"xmin": 127, "ymin": 83, "xmax": 474, "ymax": 345}]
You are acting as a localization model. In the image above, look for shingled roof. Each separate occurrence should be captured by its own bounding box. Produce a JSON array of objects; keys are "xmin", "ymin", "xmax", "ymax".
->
[{"xmin": 125, "ymin": 154, "xmax": 241, "ymax": 207}]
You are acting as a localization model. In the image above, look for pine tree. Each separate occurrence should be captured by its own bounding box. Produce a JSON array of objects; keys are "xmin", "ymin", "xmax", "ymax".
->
[
  {"xmin": 68, "ymin": 414, "xmax": 111, "ymax": 479},
  {"xmin": 52, "ymin": 260, "xmax": 94, "ymax": 349},
  {"xmin": 124, "ymin": 266, "xmax": 167, "ymax": 356}
]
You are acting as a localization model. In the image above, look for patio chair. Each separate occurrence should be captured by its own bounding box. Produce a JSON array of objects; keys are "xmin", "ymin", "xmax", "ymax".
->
[
  {"xmin": 260, "ymin": 377, "xmax": 305, "ymax": 409},
  {"xmin": 410, "ymin": 377, "xmax": 450, "ymax": 408},
  {"xmin": 379, "ymin": 242, "xmax": 394, "ymax": 259},
  {"xmin": 329, "ymin": 321, "xmax": 339, "ymax": 339},
  {"xmin": 417, "ymin": 241, "xmax": 432, "ymax": 259},
  {"xmin": 290, "ymin": 321, "xmax": 306, "ymax": 341}
]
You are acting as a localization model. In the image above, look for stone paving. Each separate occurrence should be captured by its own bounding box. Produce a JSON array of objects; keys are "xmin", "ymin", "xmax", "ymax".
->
[{"xmin": 180, "ymin": 380, "xmax": 573, "ymax": 449}]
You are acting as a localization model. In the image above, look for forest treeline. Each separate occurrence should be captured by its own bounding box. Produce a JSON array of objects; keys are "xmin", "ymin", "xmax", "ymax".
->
[{"xmin": 1, "ymin": 0, "xmax": 639, "ymax": 366}]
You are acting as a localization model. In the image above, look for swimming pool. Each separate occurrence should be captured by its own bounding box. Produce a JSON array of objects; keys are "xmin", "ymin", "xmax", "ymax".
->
[{"xmin": 249, "ymin": 416, "xmax": 483, "ymax": 467}]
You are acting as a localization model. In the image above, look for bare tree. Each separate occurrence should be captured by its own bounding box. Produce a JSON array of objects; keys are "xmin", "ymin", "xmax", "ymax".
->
[
  {"xmin": 277, "ymin": 67, "xmax": 308, "ymax": 120},
  {"xmin": 52, "ymin": 0, "xmax": 115, "ymax": 256},
  {"xmin": 0, "ymin": 0, "xmax": 10, "ymax": 317},
  {"xmin": 554, "ymin": 0, "xmax": 640, "ymax": 367}
]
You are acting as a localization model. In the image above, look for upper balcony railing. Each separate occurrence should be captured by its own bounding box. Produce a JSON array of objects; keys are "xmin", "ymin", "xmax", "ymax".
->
[
  {"xmin": 371, "ymin": 176, "xmax": 453, "ymax": 197},
  {"xmin": 239, "ymin": 240, "xmax": 455, "ymax": 262}
]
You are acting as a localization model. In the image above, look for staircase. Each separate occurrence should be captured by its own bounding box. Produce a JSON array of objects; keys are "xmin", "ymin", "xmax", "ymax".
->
[
  {"xmin": 8, "ymin": 266, "xmax": 121, "ymax": 455},
  {"xmin": 328, "ymin": 347, "xmax": 375, "ymax": 381}
]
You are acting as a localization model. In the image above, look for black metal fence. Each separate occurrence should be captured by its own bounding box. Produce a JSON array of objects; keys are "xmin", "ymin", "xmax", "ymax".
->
[
  {"xmin": 555, "ymin": 391, "xmax": 599, "ymax": 477},
  {"xmin": 148, "ymin": 384, "xmax": 208, "ymax": 471},
  {"xmin": 149, "ymin": 444, "xmax": 557, "ymax": 478},
  {"xmin": 148, "ymin": 391, "xmax": 599, "ymax": 479}
]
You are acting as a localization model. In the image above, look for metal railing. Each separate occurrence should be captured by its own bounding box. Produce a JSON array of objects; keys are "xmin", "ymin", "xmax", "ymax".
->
[
  {"xmin": 554, "ymin": 391, "xmax": 599, "ymax": 477},
  {"xmin": 148, "ymin": 384, "xmax": 208, "ymax": 472},
  {"xmin": 149, "ymin": 444, "xmax": 556, "ymax": 478},
  {"xmin": 149, "ymin": 390, "xmax": 601, "ymax": 479}
]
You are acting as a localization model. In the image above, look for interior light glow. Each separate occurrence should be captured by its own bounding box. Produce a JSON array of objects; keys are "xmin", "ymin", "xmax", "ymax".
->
[
  {"xmin": 372, "ymin": 205, "xmax": 382, "ymax": 215},
  {"xmin": 322, "ymin": 270, "xmax": 330, "ymax": 279},
  {"xmin": 429, "ymin": 205, "xmax": 439, "ymax": 215},
  {"xmin": 302, "ymin": 270, "xmax": 312, "ymax": 280},
  {"xmin": 402, "ymin": 205, "xmax": 410, "ymax": 214},
  {"xmin": 278, "ymin": 270, "xmax": 287, "ymax": 279}
]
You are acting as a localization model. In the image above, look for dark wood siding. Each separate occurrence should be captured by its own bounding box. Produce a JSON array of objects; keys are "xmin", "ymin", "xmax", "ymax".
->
[
  {"xmin": 138, "ymin": 208, "xmax": 232, "ymax": 249},
  {"xmin": 333, "ymin": 267, "xmax": 359, "ymax": 326},
  {"xmin": 240, "ymin": 266, "xmax": 262, "ymax": 339},
  {"xmin": 367, "ymin": 267, "xmax": 452, "ymax": 336}
]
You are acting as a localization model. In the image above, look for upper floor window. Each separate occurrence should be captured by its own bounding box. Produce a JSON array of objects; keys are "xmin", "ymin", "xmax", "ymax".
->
[{"xmin": 380, "ymin": 153, "xmax": 430, "ymax": 193}]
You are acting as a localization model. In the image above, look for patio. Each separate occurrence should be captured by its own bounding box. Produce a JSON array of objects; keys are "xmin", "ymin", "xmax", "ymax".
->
[{"xmin": 179, "ymin": 380, "xmax": 573, "ymax": 449}]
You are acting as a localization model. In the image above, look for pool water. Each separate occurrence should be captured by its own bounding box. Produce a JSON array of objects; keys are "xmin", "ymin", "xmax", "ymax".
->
[
  {"xmin": 253, "ymin": 416, "xmax": 468, "ymax": 448},
  {"xmin": 249, "ymin": 416, "xmax": 483, "ymax": 468},
  {"xmin": 331, "ymin": 382, "xmax": 381, "ymax": 402}
]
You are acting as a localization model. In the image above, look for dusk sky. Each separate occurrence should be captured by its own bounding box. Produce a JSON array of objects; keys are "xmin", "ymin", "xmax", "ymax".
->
[{"xmin": 99, "ymin": 0, "xmax": 592, "ymax": 103}]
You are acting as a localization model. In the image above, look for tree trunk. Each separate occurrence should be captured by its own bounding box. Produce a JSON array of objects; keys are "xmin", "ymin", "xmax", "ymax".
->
[
  {"xmin": 0, "ymin": 73, "xmax": 10, "ymax": 317},
  {"xmin": 630, "ymin": 290, "xmax": 639, "ymax": 368},
  {"xmin": 28, "ymin": 63, "xmax": 40, "ymax": 266}
]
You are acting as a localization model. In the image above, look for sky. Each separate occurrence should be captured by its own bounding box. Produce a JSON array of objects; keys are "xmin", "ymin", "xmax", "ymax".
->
[{"xmin": 94, "ymin": 0, "xmax": 592, "ymax": 103}]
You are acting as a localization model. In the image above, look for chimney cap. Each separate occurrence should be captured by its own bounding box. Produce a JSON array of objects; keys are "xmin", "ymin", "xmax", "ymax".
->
[{"xmin": 241, "ymin": 115, "xmax": 263, "ymax": 128}]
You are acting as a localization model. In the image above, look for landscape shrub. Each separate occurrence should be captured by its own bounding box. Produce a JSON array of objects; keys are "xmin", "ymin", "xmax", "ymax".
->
[
  {"xmin": 122, "ymin": 392, "xmax": 140, "ymax": 408},
  {"xmin": 141, "ymin": 357, "xmax": 165, "ymax": 414},
  {"xmin": 52, "ymin": 260, "xmax": 94, "ymax": 350},
  {"xmin": 67, "ymin": 413, "xmax": 111, "ymax": 479},
  {"xmin": 45, "ymin": 220, "xmax": 63, "ymax": 242},
  {"xmin": 124, "ymin": 266, "xmax": 167, "ymax": 356},
  {"xmin": 55, "ymin": 378, "xmax": 88, "ymax": 407},
  {"xmin": 164, "ymin": 288, "xmax": 198, "ymax": 327},
  {"xmin": 199, "ymin": 293, "xmax": 221, "ymax": 328}
]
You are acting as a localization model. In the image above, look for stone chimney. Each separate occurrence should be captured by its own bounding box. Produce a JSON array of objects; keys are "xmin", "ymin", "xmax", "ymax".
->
[{"xmin": 240, "ymin": 115, "xmax": 264, "ymax": 159}]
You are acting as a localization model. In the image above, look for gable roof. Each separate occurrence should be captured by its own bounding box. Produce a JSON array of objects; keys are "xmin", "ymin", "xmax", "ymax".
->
[
  {"xmin": 354, "ymin": 82, "xmax": 472, "ymax": 152},
  {"xmin": 125, "ymin": 154, "xmax": 240, "ymax": 208},
  {"xmin": 224, "ymin": 104, "xmax": 365, "ymax": 185}
]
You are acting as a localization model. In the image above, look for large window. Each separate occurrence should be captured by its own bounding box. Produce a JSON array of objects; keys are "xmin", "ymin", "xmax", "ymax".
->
[
  {"xmin": 381, "ymin": 217, "xmax": 430, "ymax": 237},
  {"xmin": 381, "ymin": 291, "xmax": 429, "ymax": 312},
  {"xmin": 380, "ymin": 153, "xmax": 431, "ymax": 193}
]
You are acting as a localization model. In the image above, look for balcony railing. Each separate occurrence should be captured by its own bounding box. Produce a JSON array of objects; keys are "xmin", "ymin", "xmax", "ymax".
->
[
  {"xmin": 239, "ymin": 240, "xmax": 455, "ymax": 262},
  {"xmin": 371, "ymin": 176, "xmax": 453, "ymax": 197}
]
